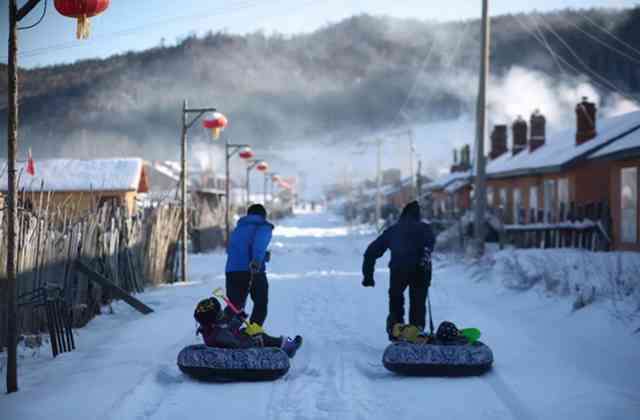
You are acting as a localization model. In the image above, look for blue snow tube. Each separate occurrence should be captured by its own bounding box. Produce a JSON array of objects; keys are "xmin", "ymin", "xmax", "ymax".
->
[
  {"xmin": 177, "ymin": 344, "xmax": 290, "ymax": 382},
  {"xmin": 383, "ymin": 340, "xmax": 493, "ymax": 376}
]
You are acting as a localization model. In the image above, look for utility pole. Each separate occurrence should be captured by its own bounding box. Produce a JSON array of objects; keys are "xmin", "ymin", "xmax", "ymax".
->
[
  {"xmin": 180, "ymin": 101, "xmax": 217, "ymax": 282},
  {"xmin": 6, "ymin": 0, "xmax": 45, "ymax": 395},
  {"xmin": 245, "ymin": 160, "xmax": 260, "ymax": 207},
  {"xmin": 409, "ymin": 128, "xmax": 415, "ymax": 199},
  {"xmin": 473, "ymin": 0, "xmax": 490, "ymax": 257},
  {"xmin": 375, "ymin": 138, "xmax": 382, "ymax": 231}
]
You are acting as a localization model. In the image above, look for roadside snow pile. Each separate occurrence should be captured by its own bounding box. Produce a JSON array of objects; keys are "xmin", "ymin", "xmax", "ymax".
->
[{"xmin": 490, "ymin": 249, "xmax": 640, "ymax": 318}]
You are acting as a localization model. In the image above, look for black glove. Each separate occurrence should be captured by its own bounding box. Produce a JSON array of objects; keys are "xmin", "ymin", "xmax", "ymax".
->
[
  {"xmin": 362, "ymin": 276, "xmax": 375, "ymax": 288},
  {"xmin": 249, "ymin": 259, "xmax": 260, "ymax": 274}
]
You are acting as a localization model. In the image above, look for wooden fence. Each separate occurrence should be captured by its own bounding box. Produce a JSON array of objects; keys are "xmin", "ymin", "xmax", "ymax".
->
[
  {"xmin": 0, "ymin": 201, "xmax": 182, "ymax": 350},
  {"xmin": 503, "ymin": 221, "xmax": 611, "ymax": 251}
]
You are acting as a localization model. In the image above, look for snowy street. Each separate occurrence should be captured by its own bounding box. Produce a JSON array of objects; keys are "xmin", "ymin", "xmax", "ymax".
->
[{"xmin": 2, "ymin": 212, "xmax": 639, "ymax": 420}]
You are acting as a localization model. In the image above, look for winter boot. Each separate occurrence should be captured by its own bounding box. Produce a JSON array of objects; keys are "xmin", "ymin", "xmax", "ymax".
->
[{"xmin": 281, "ymin": 335, "xmax": 303, "ymax": 358}]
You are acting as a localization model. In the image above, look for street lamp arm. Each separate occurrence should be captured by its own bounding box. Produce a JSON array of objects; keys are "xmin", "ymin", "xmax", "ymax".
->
[
  {"xmin": 17, "ymin": 0, "xmax": 43, "ymax": 21},
  {"xmin": 184, "ymin": 107, "xmax": 217, "ymax": 114},
  {"xmin": 226, "ymin": 143, "xmax": 251, "ymax": 158},
  {"xmin": 185, "ymin": 111, "xmax": 207, "ymax": 130}
]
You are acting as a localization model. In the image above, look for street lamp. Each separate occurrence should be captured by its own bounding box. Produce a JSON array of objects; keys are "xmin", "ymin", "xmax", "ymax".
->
[
  {"xmin": 245, "ymin": 159, "xmax": 268, "ymax": 206},
  {"xmin": 179, "ymin": 101, "xmax": 219, "ymax": 283},
  {"xmin": 225, "ymin": 144, "xmax": 253, "ymax": 242}
]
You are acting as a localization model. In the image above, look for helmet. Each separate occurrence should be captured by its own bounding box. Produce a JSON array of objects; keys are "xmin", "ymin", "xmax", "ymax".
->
[
  {"xmin": 436, "ymin": 321, "xmax": 459, "ymax": 341},
  {"xmin": 194, "ymin": 297, "xmax": 222, "ymax": 326}
]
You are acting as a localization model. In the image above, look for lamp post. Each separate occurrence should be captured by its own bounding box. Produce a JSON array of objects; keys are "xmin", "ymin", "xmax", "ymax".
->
[
  {"xmin": 179, "ymin": 101, "xmax": 218, "ymax": 283},
  {"xmin": 245, "ymin": 159, "xmax": 268, "ymax": 206},
  {"xmin": 225, "ymin": 143, "xmax": 253, "ymax": 243}
]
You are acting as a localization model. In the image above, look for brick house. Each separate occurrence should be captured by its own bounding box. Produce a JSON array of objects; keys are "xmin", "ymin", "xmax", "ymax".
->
[
  {"xmin": 588, "ymin": 129, "xmax": 640, "ymax": 251},
  {"xmin": 425, "ymin": 145, "xmax": 472, "ymax": 218},
  {"xmin": 484, "ymin": 99, "xmax": 640, "ymax": 248}
]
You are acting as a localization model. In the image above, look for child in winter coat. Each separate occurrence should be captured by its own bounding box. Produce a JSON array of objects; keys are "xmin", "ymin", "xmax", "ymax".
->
[{"xmin": 194, "ymin": 296, "xmax": 302, "ymax": 358}]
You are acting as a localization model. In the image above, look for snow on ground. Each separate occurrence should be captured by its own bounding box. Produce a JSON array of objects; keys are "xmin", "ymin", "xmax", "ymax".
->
[{"xmin": 1, "ymin": 212, "xmax": 639, "ymax": 420}]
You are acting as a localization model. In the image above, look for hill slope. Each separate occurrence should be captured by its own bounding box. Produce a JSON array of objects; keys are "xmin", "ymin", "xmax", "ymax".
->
[{"xmin": 1, "ymin": 7, "xmax": 639, "ymax": 159}]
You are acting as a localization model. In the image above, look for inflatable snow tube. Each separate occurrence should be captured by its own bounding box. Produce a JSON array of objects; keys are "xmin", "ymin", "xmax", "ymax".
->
[
  {"xmin": 177, "ymin": 344, "xmax": 290, "ymax": 382},
  {"xmin": 383, "ymin": 341, "xmax": 493, "ymax": 377}
]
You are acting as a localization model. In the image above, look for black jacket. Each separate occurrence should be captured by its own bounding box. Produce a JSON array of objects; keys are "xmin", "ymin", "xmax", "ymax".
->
[{"xmin": 362, "ymin": 212, "xmax": 435, "ymax": 279}]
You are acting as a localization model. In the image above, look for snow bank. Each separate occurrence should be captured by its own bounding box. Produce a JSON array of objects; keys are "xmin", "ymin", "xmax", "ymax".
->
[{"xmin": 487, "ymin": 249, "xmax": 640, "ymax": 320}]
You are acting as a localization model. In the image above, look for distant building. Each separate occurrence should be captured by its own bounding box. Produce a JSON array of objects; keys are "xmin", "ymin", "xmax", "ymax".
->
[{"xmin": 0, "ymin": 158, "xmax": 149, "ymax": 215}]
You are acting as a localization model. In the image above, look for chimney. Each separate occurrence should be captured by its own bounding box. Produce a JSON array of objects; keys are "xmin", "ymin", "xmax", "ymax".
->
[
  {"xmin": 489, "ymin": 125, "xmax": 508, "ymax": 159},
  {"xmin": 460, "ymin": 144, "xmax": 471, "ymax": 170},
  {"xmin": 529, "ymin": 109, "xmax": 546, "ymax": 152},
  {"xmin": 450, "ymin": 149, "xmax": 460, "ymax": 173},
  {"xmin": 576, "ymin": 97, "xmax": 597, "ymax": 145},
  {"xmin": 512, "ymin": 115, "xmax": 527, "ymax": 155}
]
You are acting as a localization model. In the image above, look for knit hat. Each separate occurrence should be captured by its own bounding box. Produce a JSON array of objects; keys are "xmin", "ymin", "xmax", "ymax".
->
[{"xmin": 400, "ymin": 200, "xmax": 421, "ymax": 220}]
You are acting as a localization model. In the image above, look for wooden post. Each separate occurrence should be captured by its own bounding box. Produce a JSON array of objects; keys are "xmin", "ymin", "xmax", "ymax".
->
[
  {"xmin": 5, "ymin": 0, "xmax": 19, "ymax": 394},
  {"xmin": 180, "ymin": 100, "xmax": 188, "ymax": 283},
  {"xmin": 375, "ymin": 138, "xmax": 382, "ymax": 231}
]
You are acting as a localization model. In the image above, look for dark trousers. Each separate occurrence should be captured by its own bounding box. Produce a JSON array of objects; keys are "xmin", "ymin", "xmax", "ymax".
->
[
  {"xmin": 225, "ymin": 271, "xmax": 269, "ymax": 326},
  {"xmin": 388, "ymin": 266, "xmax": 430, "ymax": 330}
]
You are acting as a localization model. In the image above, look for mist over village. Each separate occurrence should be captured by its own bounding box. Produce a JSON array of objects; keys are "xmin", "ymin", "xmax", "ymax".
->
[{"xmin": 1, "ymin": 1, "xmax": 639, "ymax": 419}]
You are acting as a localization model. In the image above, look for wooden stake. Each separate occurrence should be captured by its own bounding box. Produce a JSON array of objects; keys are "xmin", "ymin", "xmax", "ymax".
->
[{"xmin": 6, "ymin": 0, "xmax": 19, "ymax": 394}]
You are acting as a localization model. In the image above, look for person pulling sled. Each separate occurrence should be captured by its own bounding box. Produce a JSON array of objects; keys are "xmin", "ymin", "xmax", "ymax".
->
[{"xmin": 361, "ymin": 200, "xmax": 435, "ymax": 340}]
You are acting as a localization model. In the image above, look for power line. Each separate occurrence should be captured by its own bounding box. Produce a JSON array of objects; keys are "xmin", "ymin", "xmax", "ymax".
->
[
  {"xmin": 514, "ymin": 13, "xmax": 640, "ymax": 105},
  {"xmin": 562, "ymin": 18, "xmax": 640, "ymax": 66},
  {"xmin": 532, "ymin": 13, "xmax": 640, "ymax": 103},
  {"xmin": 577, "ymin": 10, "xmax": 640, "ymax": 59},
  {"xmin": 5, "ymin": 0, "xmax": 328, "ymax": 60}
]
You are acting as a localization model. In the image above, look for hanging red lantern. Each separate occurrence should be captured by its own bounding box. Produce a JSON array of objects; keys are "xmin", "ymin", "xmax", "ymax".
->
[
  {"xmin": 271, "ymin": 174, "xmax": 281, "ymax": 182},
  {"xmin": 54, "ymin": 0, "xmax": 110, "ymax": 40},
  {"xmin": 238, "ymin": 147, "xmax": 254, "ymax": 160},
  {"xmin": 202, "ymin": 112, "xmax": 228, "ymax": 140},
  {"xmin": 256, "ymin": 161, "xmax": 269, "ymax": 172}
]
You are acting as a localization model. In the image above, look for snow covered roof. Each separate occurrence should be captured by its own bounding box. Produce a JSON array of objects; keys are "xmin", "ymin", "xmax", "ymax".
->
[
  {"xmin": 588, "ymin": 125, "xmax": 640, "ymax": 160},
  {"xmin": 0, "ymin": 158, "xmax": 146, "ymax": 192},
  {"xmin": 426, "ymin": 170, "xmax": 471, "ymax": 191},
  {"xmin": 444, "ymin": 178, "xmax": 471, "ymax": 194},
  {"xmin": 487, "ymin": 111, "xmax": 640, "ymax": 178}
]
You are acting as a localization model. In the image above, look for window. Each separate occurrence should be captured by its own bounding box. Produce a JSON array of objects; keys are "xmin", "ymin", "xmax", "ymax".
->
[
  {"xmin": 558, "ymin": 178, "xmax": 570, "ymax": 220},
  {"xmin": 487, "ymin": 187, "xmax": 494, "ymax": 208},
  {"xmin": 499, "ymin": 188, "xmax": 508, "ymax": 222},
  {"xmin": 529, "ymin": 186, "xmax": 539, "ymax": 222},
  {"xmin": 543, "ymin": 180, "xmax": 557, "ymax": 223},
  {"xmin": 621, "ymin": 167, "xmax": 638, "ymax": 243},
  {"xmin": 513, "ymin": 188, "xmax": 522, "ymax": 224}
]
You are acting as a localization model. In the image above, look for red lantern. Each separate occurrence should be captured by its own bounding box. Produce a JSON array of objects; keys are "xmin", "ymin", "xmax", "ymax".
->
[
  {"xmin": 271, "ymin": 174, "xmax": 280, "ymax": 182},
  {"xmin": 256, "ymin": 161, "xmax": 269, "ymax": 172},
  {"xmin": 238, "ymin": 147, "xmax": 254, "ymax": 160},
  {"xmin": 54, "ymin": 0, "xmax": 110, "ymax": 39},
  {"xmin": 202, "ymin": 112, "xmax": 228, "ymax": 140}
]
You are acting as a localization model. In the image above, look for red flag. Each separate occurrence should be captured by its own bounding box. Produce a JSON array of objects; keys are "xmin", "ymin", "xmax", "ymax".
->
[{"xmin": 26, "ymin": 148, "xmax": 36, "ymax": 176}]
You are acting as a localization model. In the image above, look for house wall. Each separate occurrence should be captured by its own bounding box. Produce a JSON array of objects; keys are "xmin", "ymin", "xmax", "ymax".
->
[
  {"xmin": 609, "ymin": 157, "xmax": 640, "ymax": 252},
  {"xmin": 487, "ymin": 159, "xmax": 610, "ymax": 225},
  {"xmin": 18, "ymin": 190, "xmax": 138, "ymax": 216}
]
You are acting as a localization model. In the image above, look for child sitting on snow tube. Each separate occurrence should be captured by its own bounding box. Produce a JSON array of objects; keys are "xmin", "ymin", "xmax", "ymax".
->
[{"xmin": 194, "ymin": 297, "xmax": 303, "ymax": 358}]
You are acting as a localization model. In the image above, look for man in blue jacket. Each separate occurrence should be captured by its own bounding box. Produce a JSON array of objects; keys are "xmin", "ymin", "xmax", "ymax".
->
[
  {"xmin": 361, "ymin": 201, "xmax": 435, "ymax": 339},
  {"xmin": 225, "ymin": 204, "xmax": 274, "ymax": 326}
]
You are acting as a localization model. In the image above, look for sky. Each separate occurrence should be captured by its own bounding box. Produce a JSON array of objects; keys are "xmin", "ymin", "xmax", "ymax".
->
[{"xmin": 1, "ymin": 0, "xmax": 637, "ymax": 68}]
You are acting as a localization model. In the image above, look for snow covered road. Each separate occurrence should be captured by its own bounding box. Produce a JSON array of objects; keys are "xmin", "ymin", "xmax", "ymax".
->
[{"xmin": 2, "ymin": 212, "xmax": 639, "ymax": 420}]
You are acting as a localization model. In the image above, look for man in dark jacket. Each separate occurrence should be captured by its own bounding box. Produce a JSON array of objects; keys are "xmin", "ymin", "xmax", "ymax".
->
[
  {"xmin": 225, "ymin": 204, "xmax": 274, "ymax": 326},
  {"xmin": 361, "ymin": 201, "xmax": 435, "ymax": 339}
]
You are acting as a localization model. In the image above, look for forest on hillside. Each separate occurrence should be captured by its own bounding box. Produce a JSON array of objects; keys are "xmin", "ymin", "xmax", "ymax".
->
[{"xmin": 1, "ymin": 7, "xmax": 639, "ymax": 159}]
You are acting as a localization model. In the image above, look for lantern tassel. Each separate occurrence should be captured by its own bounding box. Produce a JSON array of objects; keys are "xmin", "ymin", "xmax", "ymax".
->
[
  {"xmin": 76, "ymin": 15, "xmax": 91, "ymax": 40},
  {"xmin": 212, "ymin": 127, "xmax": 221, "ymax": 140}
]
